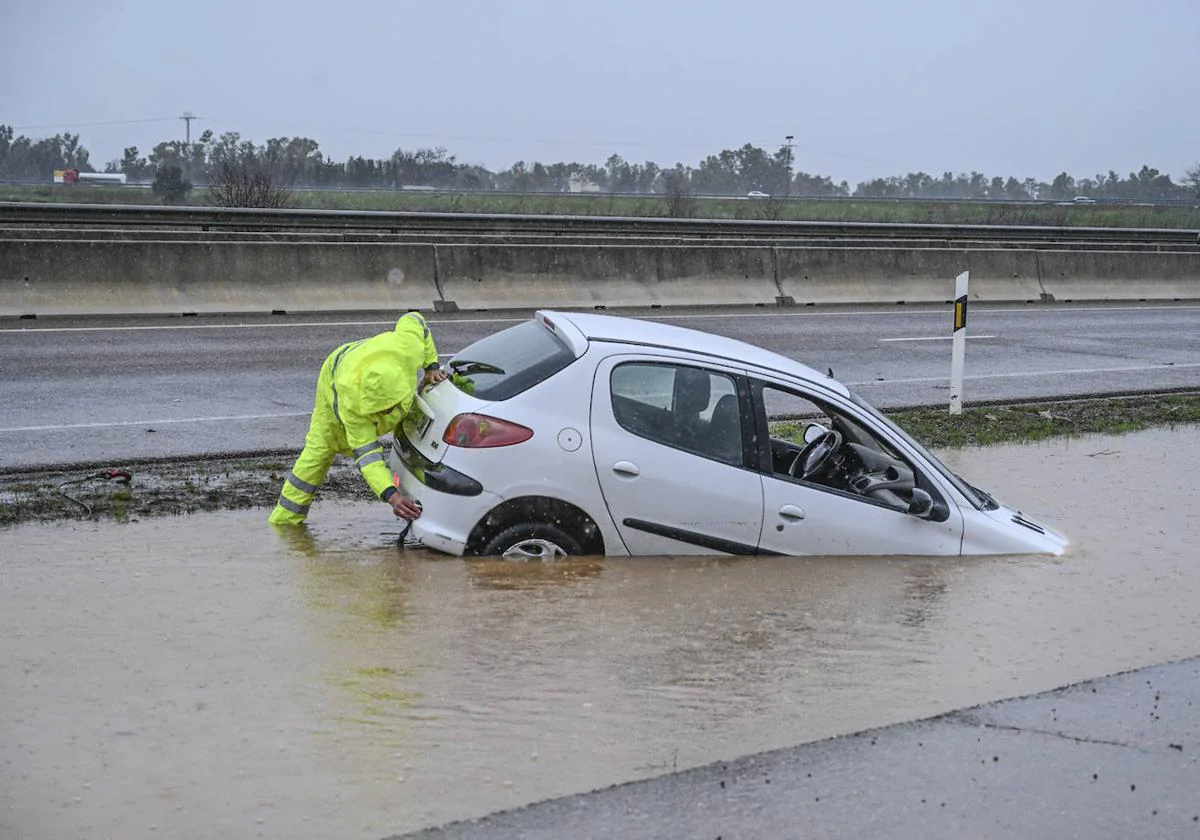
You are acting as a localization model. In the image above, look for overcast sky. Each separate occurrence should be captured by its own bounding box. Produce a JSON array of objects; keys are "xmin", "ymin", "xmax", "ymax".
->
[{"xmin": 2, "ymin": 0, "xmax": 1197, "ymax": 185}]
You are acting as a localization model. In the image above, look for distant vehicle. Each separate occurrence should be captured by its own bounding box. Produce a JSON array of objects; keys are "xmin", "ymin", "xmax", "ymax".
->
[
  {"xmin": 388, "ymin": 310, "xmax": 1067, "ymax": 559},
  {"xmin": 1072, "ymin": 195, "xmax": 1096, "ymax": 204},
  {"xmin": 747, "ymin": 190, "xmax": 770, "ymax": 199},
  {"xmin": 54, "ymin": 169, "xmax": 127, "ymax": 185}
]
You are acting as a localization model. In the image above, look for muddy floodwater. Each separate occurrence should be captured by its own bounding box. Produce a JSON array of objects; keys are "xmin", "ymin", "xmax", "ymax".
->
[{"xmin": 2, "ymin": 427, "xmax": 1199, "ymax": 839}]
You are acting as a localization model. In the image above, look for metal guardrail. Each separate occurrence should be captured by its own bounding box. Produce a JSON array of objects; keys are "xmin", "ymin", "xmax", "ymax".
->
[{"xmin": 2, "ymin": 201, "xmax": 1198, "ymax": 246}]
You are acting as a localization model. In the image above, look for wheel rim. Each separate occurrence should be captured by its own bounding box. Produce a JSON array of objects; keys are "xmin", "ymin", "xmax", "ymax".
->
[{"xmin": 501, "ymin": 538, "xmax": 569, "ymax": 561}]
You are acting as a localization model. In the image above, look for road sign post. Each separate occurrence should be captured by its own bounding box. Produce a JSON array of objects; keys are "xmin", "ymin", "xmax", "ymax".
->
[{"xmin": 949, "ymin": 271, "xmax": 969, "ymax": 415}]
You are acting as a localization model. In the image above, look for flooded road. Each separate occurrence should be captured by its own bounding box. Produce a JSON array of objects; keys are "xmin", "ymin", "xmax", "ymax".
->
[{"xmin": 2, "ymin": 427, "xmax": 1199, "ymax": 839}]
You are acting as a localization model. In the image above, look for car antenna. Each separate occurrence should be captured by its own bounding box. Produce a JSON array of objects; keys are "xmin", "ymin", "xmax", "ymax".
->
[{"xmin": 827, "ymin": 367, "xmax": 834, "ymax": 378}]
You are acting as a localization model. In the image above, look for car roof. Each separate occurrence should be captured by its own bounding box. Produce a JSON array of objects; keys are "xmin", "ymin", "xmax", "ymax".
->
[{"xmin": 543, "ymin": 310, "xmax": 849, "ymax": 397}]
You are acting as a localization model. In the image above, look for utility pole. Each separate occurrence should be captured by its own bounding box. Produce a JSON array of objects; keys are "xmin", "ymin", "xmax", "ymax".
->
[
  {"xmin": 180, "ymin": 111, "xmax": 196, "ymax": 146},
  {"xmin": 179, "ymin": 111, "xmax": 199, "ymax": 182},
  {"xmin": 784, "ymin": 135, "xmax": 794, "ymax": 196}
]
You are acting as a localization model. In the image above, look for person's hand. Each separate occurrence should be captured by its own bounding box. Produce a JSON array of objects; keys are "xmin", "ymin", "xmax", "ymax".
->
[
  {"xmin": 388, "ymin": 494, "xmax": 423, "ymax": 520},
  {"xmin": 421, "ymin": 367, "xmax": 449, "ymax": 391}
]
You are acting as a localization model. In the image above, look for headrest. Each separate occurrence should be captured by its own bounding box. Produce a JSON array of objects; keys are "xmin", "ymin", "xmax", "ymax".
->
[{"xmin": 672, "ymin": 367, "xmax": 710, "ymax": 415}]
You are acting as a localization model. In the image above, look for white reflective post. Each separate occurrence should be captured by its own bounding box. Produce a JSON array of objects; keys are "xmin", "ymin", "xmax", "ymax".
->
[{"xmin": 949, "ymin": 271, "xmax": 969, "ymax": 415}]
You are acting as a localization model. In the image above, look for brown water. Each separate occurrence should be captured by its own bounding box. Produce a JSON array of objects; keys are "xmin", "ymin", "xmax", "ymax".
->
[{"xmin": 2, "ymin": 427, "xmax": 1199, "ymax": 839}]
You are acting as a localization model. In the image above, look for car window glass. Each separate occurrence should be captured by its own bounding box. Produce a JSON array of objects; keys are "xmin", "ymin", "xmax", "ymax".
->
[
  {"xmin": 611, "ymin": 363, "xmax": 743, "ymax": 465},
  {"xmin": 448, "ymin": 319, "xmax": 576, "ymax": 401},
  {"xmin": 761, "ymin": 383, "xmax": 929, "ymax": 513}
]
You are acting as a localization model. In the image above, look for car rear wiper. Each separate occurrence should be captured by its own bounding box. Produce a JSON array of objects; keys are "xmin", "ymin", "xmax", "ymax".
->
[{"xmin": 448, "ymin": 359, "xmax": 506, "ymax": 376}]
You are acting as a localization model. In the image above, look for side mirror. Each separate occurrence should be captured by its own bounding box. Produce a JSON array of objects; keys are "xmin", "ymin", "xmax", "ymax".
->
[
  {"xmin": 802, "ymin": 423, "xmax": 828, "ymax": 444},
  {"xmin": 908, "ymin": 487, "xmax": 934, "ymax": 518}
]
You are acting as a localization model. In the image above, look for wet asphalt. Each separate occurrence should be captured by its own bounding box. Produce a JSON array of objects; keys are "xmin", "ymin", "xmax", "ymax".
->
[{"xmin": 394, "ymin": 656, "xmax": 1200, "ymax": 839}]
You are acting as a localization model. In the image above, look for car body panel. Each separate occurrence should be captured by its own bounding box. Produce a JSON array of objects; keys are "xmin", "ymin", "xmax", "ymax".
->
[
  {"xmin": 962, "ymin": 506, "xmax": 1069, "ymax": 555},
  {"xmin": 756, "ymin": 472, "xmax": 964, "ymax": 555},
  {"xmin": 589, "ymin": 354, "xmax": 764, "ymax": 555},
  {"xmin": 388, "ymin": 309, "xmax": 1068, "ymax": 558}
]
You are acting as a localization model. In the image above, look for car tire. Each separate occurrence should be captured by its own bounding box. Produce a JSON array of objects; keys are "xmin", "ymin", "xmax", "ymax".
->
[{"xmin": 482, "ymin": 522, "xmax": 583, "ymax": 560}]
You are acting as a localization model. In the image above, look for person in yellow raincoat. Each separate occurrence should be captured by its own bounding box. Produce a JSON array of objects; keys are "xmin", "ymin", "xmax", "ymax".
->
[{"xmin": 269, "ymin": 311, "xmax": 447, "ymax": 525}]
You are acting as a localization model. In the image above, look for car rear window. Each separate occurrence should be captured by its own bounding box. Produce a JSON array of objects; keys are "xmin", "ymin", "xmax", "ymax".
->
[{"xmin": 448, "ymin": 319, "xmax": 578, "ymax": 401}]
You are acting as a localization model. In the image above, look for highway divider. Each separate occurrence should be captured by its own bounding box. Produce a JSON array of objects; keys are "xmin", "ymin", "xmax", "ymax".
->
[{"xmin": 2, "ymin": 237, "xmax": 1197, "ymax": 317}]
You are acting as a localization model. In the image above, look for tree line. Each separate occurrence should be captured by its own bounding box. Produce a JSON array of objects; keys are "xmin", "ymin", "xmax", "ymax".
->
[{"xmin": 2, "ymin": 123, "xmax": 1197, "ymax": 202}]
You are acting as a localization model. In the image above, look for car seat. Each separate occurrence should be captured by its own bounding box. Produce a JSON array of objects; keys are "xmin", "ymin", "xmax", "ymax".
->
[
  {"xmin": 707, "ymin": 393, "xmax": 742, "ymax": 463},
  {"xmin": 671, "ymin": 367, "xmax": 711, "ymax": 450}
]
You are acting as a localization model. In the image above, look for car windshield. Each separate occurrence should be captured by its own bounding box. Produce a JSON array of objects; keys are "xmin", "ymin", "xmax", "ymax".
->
[
  {"xmin": 846, "ymin": 390, "xmax": 993, "ymax": 510},
  {"xmin": 448, "ymin": 319, "xmax": 578, "ymax": 401}
]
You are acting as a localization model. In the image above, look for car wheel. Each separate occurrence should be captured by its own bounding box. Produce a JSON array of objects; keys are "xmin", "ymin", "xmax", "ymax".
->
[{"xmin": 482, "ymin": 522, "xmax": 583, "ymax": 560}]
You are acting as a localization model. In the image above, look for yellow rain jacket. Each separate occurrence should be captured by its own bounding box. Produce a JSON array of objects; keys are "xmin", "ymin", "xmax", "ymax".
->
[{"xmin": 269, "ymin": 311, "xmax": 439, "ymax": 524}]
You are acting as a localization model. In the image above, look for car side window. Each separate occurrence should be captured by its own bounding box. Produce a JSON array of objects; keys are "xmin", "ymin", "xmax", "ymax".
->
[
  {"xmin": 759, "ymin": 386, "xmax": 835, "ymax": 477},
  {"xmin": 611, "ymin": 363, "xmax": 743, "ymax": 465},
  {"xmin": 759, "ymin": 382, "xmax": 936, "ymax": 514}
]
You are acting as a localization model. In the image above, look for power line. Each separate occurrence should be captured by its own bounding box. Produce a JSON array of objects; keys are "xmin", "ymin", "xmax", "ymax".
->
[{"xmin": 11, "ymin": 118, "xmax": 179, "ymax": 130}]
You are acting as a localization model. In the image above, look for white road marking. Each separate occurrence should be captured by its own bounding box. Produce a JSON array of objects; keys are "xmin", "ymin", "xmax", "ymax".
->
[
  {"xmin": 1, "ymin": 303, "xmax": 1197, "ymax": 334},
  {"xmin": 0, "ymin": 412, "xmax": 310, "ymax": 433},
  {"xmin": 848, "ymin": 361, "xmax": 1200, "ymax": 387},
  {"xmin": 880, "ymin": 335, "xmax": 996, "ymax": 342}
]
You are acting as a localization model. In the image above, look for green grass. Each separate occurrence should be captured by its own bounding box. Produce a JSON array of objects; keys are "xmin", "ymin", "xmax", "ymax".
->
[
  {"xmin": 887, "ymin": 394, "xmax": 1200, "ymax": 449},
  {"xmin": 3, "ymin": 183, "xmax": 1197, "ymax": 230},
  {"xmin": 768, "ymin": 394, "xmax": 1200, "ymax": 450}
]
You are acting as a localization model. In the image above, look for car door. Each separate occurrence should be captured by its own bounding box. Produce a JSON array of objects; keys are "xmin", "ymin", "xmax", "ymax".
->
[
  {"xmin": 751, "ymin": 379, "xmax": 964, "ymax": 556},
  {"xmin": 590, "ymin": 356, "xmax": 764, "ymax": 556}
]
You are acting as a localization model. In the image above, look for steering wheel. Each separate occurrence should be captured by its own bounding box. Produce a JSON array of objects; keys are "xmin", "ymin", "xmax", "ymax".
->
[{"xmin": 789, "ymin": 430, "xmax": 844, "ymax": 480}]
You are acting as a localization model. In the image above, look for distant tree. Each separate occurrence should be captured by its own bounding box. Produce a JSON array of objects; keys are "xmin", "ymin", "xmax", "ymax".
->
[
  {"xmin": 1126, "ymin": 165, "xmax": 1178, "ymax": 199},
  {"xmin": 388, "ymin": 146, "xmax": 457, "ymax": 188},
  {"xmin": 263, "ymin": 136, "xmax": 325, "ymax": 186},
  {"xmin": 114, "ymin": 146, "xmax": 153, "ymax": 180},
  {"xmin": 1185, "ymin": 163, "xmax": 1200, "ymax": 198},
  {"xmin": 662, "ymin": 167, "xmax": 696, "ymax": 217},
  {"xmin": 793, "ymin": 171, "xmax": 849, "ymax": 197},
  {"xmin": 206, "ymin": 159, "xmax": 294, "ymax": 208},
  {"xmin": 0, "ymin": 126, "xmax": 91, "ymax": 180},
  {"xmin": 1048, "ymin": 171, "xmax": 1076, "ymax": 199},
  {"xmin": 151, "ymin": 165, "xmax": 193, "ymax": 204}
]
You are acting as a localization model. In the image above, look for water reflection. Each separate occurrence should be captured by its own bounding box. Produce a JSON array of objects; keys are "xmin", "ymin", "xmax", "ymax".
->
[{"xmin": 1, "ymin": 427, "xmax": 1198, "ymax": 839}]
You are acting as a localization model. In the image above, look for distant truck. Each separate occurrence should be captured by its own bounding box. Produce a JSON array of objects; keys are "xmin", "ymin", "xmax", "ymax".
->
[{"xmin": 54, "ymin": 169, "xmax": 127, "ymax": 185}]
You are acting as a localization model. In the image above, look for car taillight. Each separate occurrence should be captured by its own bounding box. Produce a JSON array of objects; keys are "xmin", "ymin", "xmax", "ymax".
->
[{"xmin": 443, "ymin": 413, "xmax": 533, "ymax": 448}]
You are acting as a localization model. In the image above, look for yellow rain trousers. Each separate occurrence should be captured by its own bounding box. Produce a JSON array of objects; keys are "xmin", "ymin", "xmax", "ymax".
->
[{"xmin": 269, "ymin": 311, "xmax": 440, "ymax": 525}]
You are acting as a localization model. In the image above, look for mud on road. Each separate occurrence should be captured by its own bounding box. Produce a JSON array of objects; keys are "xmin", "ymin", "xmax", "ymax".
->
[{"xmin": 0, "ymin": 453, "xmax": 369, "ymax": 527}]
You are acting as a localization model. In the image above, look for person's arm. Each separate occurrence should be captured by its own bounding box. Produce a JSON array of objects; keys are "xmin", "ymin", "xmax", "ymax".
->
[
  {"xmin": 340, "ymin": 407, "xmax": 422, "ymax": 518},
  {"xmin": 420, "ymin": 324, "xmax": 445, "ymax": 389}
]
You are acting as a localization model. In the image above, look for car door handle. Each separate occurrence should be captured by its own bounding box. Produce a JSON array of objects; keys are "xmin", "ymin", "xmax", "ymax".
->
[
  {"xmin": 778, "ymin": 504, "xmax": 806, "ymax": 521},
  {"xmin": 612, "ymin": 460, "xmax": 640, "ymax": 477}
]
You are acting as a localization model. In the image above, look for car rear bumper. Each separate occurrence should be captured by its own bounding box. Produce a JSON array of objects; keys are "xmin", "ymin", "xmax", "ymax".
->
[{"xmin": 390, "ymin": 448, "xmax": 500, "ymax": 556}]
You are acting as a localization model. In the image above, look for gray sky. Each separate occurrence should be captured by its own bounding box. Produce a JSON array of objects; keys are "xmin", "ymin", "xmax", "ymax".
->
[{"xmin": 2, "ymin": 0, "xmax": 1197, "ymax": 185}]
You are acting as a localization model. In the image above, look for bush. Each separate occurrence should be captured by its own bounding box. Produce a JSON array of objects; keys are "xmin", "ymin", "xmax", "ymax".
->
[{"xmin": 151, "ymin": 166, "xmax": 192, "ymax": 204}]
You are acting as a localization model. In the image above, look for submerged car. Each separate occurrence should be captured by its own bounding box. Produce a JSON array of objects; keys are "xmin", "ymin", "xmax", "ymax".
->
[{"xmin": 389, "ymin": 311, "xmax": 1067, "ymax": 559}]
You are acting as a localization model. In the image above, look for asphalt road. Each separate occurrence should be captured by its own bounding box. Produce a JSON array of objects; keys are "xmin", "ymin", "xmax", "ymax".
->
[
  {"xmin": 394, "ymin": 656, "xmax": 1200, "ymax": 840},
  {"xmin": 1, "ymin": 301, "xmax": 1198, "ymax": 471}
]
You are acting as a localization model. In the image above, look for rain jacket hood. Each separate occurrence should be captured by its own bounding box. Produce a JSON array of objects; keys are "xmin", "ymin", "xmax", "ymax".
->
[{"xmin": 334, "ymin": 312, "xmax": 439, "ymax": 417}]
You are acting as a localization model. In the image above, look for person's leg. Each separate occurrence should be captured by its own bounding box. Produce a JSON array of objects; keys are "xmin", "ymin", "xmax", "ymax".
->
[{"xmin": 269, "ymin": 418, "xmax": 337, "ymax": 525}]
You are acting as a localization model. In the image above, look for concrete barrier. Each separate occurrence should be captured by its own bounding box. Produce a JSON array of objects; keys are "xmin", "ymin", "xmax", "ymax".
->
[
  {"xmin": 1, "ymin": 239, "xmax": 440, "ymax": 316},
  {"xmin": 435, "ymin": 243, "xmax": 781, "ymax": 310},
  {"xmin": 1038, "ymin": 250, "xmax": 1199, "ymax": 301},
  {"xmin": 2, "ymin": 237, "xmax": 1198, "ymax": 317},
  {"xmin": 777, "ymin": 247, "xmax": 1052, "ymax": 304}
]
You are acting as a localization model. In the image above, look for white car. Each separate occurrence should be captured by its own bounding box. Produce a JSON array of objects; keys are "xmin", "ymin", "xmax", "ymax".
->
[
  {"xmin": 747, "ymin": 190, "xmax": 770, "ymax": 198},
  {"xmin": 389, "ymin": 311, "xmax": 1067, "ymax": 559}
]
